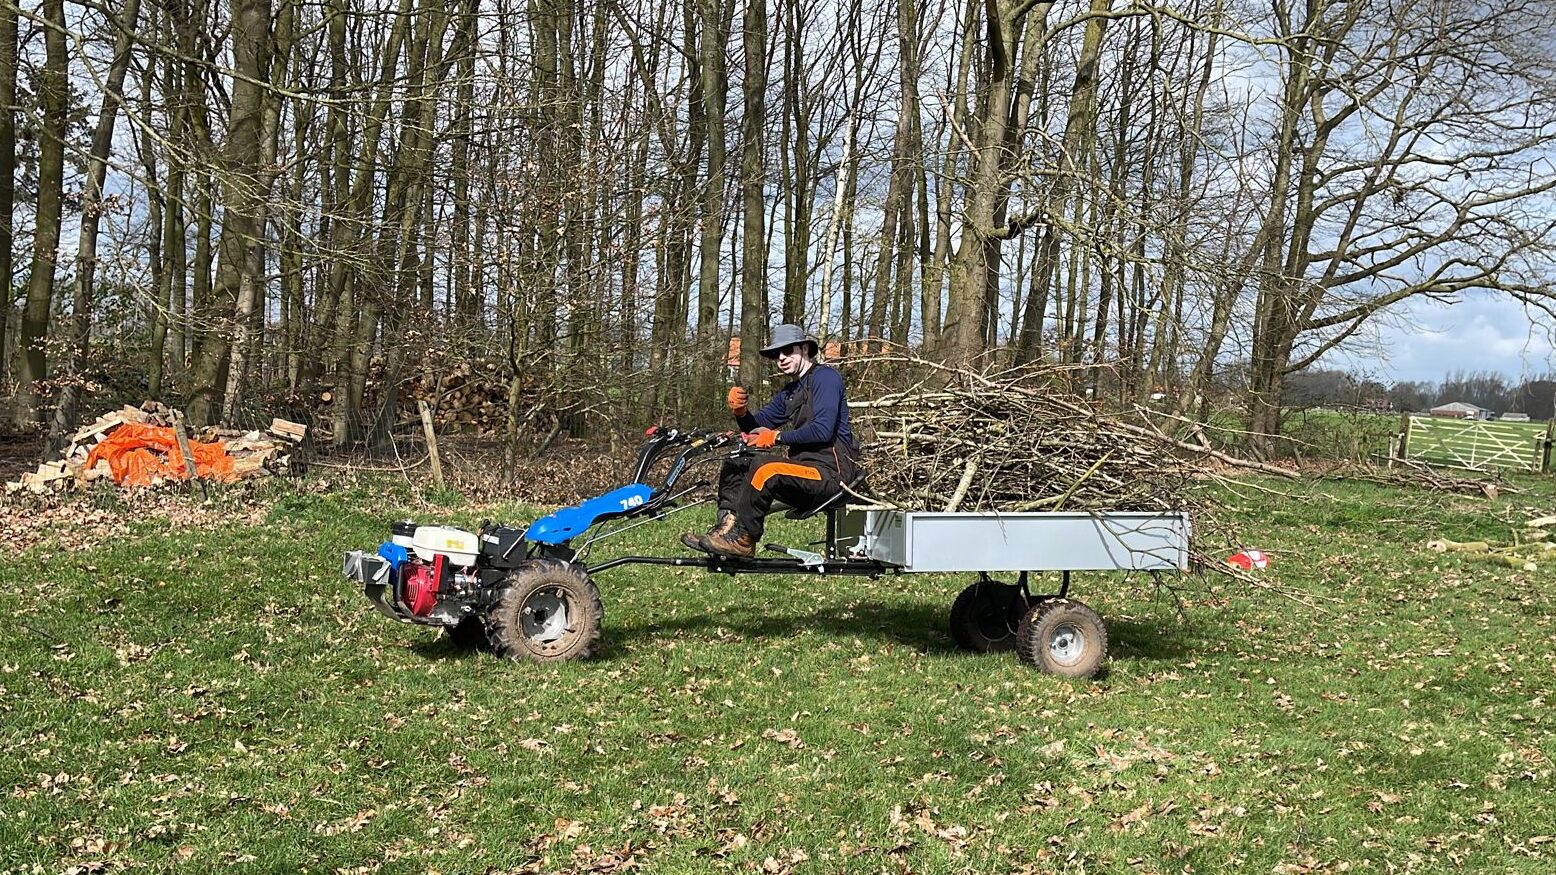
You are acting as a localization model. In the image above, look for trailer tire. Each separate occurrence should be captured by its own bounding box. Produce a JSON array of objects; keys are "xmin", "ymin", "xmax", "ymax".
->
[
  {"xmin": 1016, "ymin": 599, "xmax": 1107, "ymax": 678},
  {"xmin": 949, "ymin": 580, "xmax": 1027, "ymax": 653},
  {"xmin": 488, "ymin": 561, "xmax": 604, "ymax": 663}
]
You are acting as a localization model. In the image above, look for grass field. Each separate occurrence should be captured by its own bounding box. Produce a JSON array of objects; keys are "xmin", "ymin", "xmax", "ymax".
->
[{"xmin": 3, "ymin": 473, "xmax": 1554, "ymax": 874}]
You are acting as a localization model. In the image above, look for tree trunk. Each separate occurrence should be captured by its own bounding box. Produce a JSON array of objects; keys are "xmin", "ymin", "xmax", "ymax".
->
[
  {"xmin": 145, "ymin": 11, "xmax": 179, "ymax": 400},
  {"xmin": 12, "ymin": 0, "xmax": 67, "ymax": 429},
  {"xmin": 941, "ymin": 0, "xmax": 1027, "ymax": 366},
  {"xmin": 324, "ymin": 0, "xmax": 415, "ymax": 445},
  {"xmin": 223, "ymin": 0, "xmax": 297, "ymax": 420},
  {"xmin": 696, "ymin": 0, "xmax": 733, "ymax": 381},
  {"xmin": 47, "ymin": 0, "xmax": 144, "ymax": 450},
  {"xmin": 0, "ymin": 0, "xmax": 16, "ymax": 379},
  {"xmin": 449, "ymin": 0, "xmax": 478, "ymax": 334},
  {"xmin": 1014, "ymin": 0, "xmax": 1108, "ymax": 365},
  {"xmin": 738, "ymin": 0, "xmax": 768, "ymax": 382},
  {"xmin": 186, "ymin": 0, "xmax": 275, "ymax": 426},
  {"xmin": 816, "ymin": 106, "xmax": 856, "ymax": 347}
]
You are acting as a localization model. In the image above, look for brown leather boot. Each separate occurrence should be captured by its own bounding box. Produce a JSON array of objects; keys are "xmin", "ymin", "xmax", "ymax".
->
[
  {"xmin": 681, "ymin": 511, "xmax": 736, "ymax": 551},
  {"xmin": 701, "ymin": 529, "xmax": 757, "ymax": 558}
]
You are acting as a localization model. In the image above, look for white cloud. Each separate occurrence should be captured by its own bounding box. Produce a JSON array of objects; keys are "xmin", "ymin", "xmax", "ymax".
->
[{"xmin": 1330, "ymin": 296, "xmax": 1556, "ymax": 382}]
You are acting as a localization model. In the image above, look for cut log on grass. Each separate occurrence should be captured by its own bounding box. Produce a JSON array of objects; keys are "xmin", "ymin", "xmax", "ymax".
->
[{"xmin": 1427, "ymin": 539, "xmax": 1491, "ymax": 554}]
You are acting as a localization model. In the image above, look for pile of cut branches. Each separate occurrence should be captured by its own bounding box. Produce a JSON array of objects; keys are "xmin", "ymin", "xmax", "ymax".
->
[
  {"xmin": 847, "ymin": 359, "xmax": 1227, "ymax": 513},
  {"xmin": 1324, "ymin": 459, "xmax": 1517, "ymax": 498}
]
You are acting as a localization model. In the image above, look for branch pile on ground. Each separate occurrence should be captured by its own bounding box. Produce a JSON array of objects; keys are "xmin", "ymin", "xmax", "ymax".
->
[
  {"xmin": 847, "ymin": 360, "xmax": 1204, "ymax": 513},
  {"xmin": 1325, "ymin": 459, "xmax": 1519, "ymax": 498}
]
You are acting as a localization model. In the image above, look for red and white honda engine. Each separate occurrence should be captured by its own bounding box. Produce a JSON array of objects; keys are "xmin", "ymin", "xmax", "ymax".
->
[
  {"xmin": 344, "ymin": 521, "xmax": 493, "ymax": 625},
  {"xmin": 397, "ymin": 523, "xmax": 484, "ymax": 617}
]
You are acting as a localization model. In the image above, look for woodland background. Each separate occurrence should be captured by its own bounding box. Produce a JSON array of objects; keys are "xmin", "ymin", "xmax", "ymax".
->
[{"xmin": 4, "ymin": 0, "xmax": 1556, "ymax": 469}]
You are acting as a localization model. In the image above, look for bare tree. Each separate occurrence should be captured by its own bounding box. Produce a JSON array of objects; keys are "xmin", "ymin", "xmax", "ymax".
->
[
  {"xmin": 13, "ymin": 0, "xmax": 67, "ymax": 428},
  {"xmin": 0, "ymin": 0, "xmax": 16, "ymax": 377},
  {"xmin": 47, "ymin": 0, "xmax": 144, "ymax": 451},
  {"xmin": 186, "ymin": 0, "xmax": 276, "ymax": 426},
  {"xmin": 1242, "ymin": 0, "xmax": 1556, "ymax": 452},
  {"xmin": 737, "ymin": 0, "xmax": 767, "ymax": 381}
]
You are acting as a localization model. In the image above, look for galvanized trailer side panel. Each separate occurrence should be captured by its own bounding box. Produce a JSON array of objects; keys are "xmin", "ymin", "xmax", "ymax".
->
[{"xmin": 858, "ymin": 510, "xmax": 1190, "ymax": 572}]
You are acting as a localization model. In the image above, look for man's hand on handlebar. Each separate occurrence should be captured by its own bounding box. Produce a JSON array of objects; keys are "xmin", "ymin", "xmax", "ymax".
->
[{"xmin": 743, "ymin": 428, "xmax": 778, "ymax": 450}]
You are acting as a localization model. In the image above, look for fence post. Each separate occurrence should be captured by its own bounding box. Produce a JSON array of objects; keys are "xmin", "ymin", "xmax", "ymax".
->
[
  {"xmin": 1545, "ymin": 419, "xmax": 1554, "ymax": 474},
  {"xmin": 418, "ymin": 400, "xmax": 446, "ymax": 491},
  {"xmin": 1392, "ymin": 412, "xmax": 1411, "ymax": 468}
]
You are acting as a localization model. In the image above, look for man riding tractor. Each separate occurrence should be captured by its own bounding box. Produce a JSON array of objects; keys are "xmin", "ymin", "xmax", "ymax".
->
[{"xmin": 683, "ymin": 324, "xmax": 862, "ymax": 559}]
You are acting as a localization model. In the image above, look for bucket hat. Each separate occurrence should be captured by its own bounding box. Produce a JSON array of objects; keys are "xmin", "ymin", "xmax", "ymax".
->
[{"xmin": 759, "ymin": 323, "xmax": 819, "ymax": 359}]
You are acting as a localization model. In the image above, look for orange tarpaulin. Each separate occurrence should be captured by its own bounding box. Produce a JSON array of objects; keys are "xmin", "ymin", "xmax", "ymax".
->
[{"xmin": 84, "ymin": 423, "xmax": 237, "ymax": 486}]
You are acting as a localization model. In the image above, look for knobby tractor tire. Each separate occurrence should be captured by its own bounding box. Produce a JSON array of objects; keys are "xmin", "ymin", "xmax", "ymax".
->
[
  {"xmin": 949, "ymin": 580, "xmax": 1028, "ymax": 653},
  {"xmin": 1016, "ymin": 599, "xmax": 1107, "ymax": 679},
  {"xmin": 488, "ymin": 560, "xmax": 604, "ymax": 663}
]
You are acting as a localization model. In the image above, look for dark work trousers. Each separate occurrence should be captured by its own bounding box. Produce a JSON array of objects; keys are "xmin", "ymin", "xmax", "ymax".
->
[{"xmin": 716, "ymin": 452, "xmax": 839, "ymax": 541}]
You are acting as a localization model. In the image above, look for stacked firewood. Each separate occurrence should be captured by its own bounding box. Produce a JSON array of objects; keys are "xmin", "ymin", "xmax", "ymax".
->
[
  {"xmin": 5, "ymin": 402, "xmax": 308, "ymax": 494},
  {"xmin": 340, "ymin": 357, "xmax": 518, "ymax": 436},
  {"xmin": 848, "ymin": 361, "xmax": 1204, "ymax": 512},
  {"xmin": 408, "ymin": 360, "xmax": 515, "ymax": 435}
]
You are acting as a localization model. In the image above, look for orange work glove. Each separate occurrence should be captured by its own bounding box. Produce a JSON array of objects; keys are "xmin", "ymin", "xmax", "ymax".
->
[
  {"xmin": 726, "ymin": 386, "xmax": 749, "ymax": 416},
  {"xmin": 745, "ymin": 429, "xmax": 779, "ymax": 449}
]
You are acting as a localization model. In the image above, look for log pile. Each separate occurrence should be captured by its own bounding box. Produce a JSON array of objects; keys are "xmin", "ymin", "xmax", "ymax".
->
[
  {"xmin": 346, "ymin": 357, "xmax": 520, "ymax": 436},
  {"xmin": 848, "ymin": 360, "xmax": 1205, "ymax": 513},
  {"xmin": 5, "ymin": 401, "xmax": 308, "ymax": 494},
  {"xmin": 409, "ymin": 360, "xmax": 514, "ymax": 435}
]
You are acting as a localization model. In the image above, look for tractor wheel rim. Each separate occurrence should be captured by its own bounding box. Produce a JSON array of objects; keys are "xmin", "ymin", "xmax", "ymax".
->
[
  {"xmin": 1048, "ymin": 622, "xmax": 1085, "ymax": 665},
  {"xmin": 521, "ymin": 587, "xmax": 572, "ymax": 646}
]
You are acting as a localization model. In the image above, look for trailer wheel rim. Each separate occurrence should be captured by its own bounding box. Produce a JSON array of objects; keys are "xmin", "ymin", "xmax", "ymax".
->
[
  {"xmin": 1047, "ymin": 622, "xmax": 1086, "ymax": 666},
  {"xmin": 520, "ymin": 587, "xmax": 572, "ymax": 646}
]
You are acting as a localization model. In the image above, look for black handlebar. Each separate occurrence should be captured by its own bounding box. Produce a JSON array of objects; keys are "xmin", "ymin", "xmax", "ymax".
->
[{"xmin": 628, "ymin": 427, "xmax": 749, "ymax": 513}]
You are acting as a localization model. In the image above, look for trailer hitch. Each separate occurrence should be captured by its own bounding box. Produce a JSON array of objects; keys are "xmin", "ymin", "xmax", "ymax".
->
[{"xmin": 765, "ymin": 542, "xmax": 826, "ymax": 568}]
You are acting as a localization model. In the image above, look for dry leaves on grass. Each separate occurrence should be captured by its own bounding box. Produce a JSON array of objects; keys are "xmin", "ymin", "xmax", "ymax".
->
[
  {"xmin": 1, "ymin": 488, "xmax": 271, "ymax": 554},
  {"xmin": 567, "ymin": 838, "xmax": 653, "ymax": 873},
  {"xmin": 758, "ymin": 848, "xmax": 810, "ymax": 874},
  {"xmin": 761, "ymin": 728, "xmax": 804, "ymax": 749},
  {"xmin": 889, "ymin": 803, "xmax": 973, "ymax": 855},
  {"xmin": 314, "ymin": 808, "xmax": 376, "ymax": 836}
]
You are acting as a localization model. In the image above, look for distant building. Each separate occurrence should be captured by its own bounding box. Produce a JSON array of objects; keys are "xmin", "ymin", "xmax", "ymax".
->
[
  {"xmin": 1429, "ymin": 401, "xmax": 1492, "ymax": 420},
  {"xmin": 1500, "ymin": 411, "xmax": 1531, "ymax": 422}
]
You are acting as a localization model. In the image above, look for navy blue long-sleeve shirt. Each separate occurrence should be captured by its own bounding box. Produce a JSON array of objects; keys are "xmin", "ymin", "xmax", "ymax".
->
[{"xmin": 735, "ymin": 364, "xmax": 857, "ymax": 458}]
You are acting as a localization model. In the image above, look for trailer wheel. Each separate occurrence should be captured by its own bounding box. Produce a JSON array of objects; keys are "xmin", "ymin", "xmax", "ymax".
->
[
  {"xmin": 488, "ymin": 561, "xmax": 603, "ymax": 663},
  {"xmin": 949, "ymin": 580, "xmax": 1027, "ymax": 653},
  {"xmin": 1016, "ymin": 599, "xmax": 1107, "ymax": 678}
]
